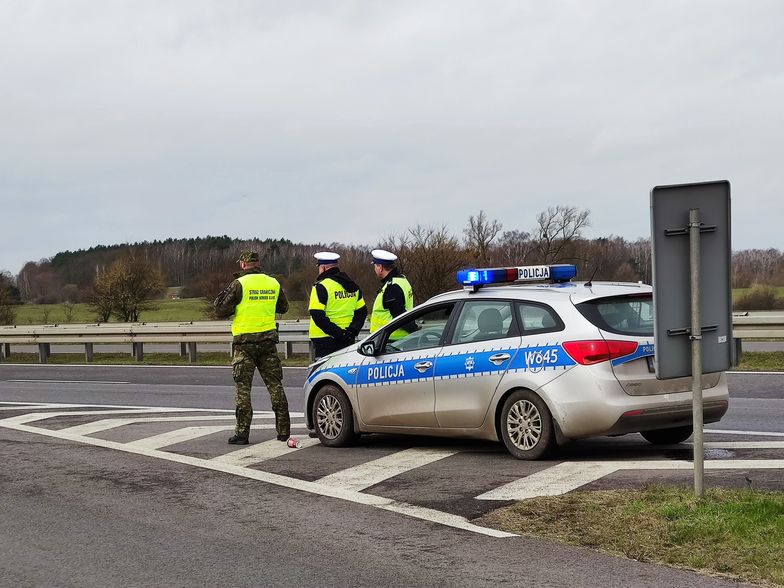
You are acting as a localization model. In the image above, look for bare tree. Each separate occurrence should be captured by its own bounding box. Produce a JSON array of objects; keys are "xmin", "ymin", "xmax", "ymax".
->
[
  {"xmin": 463, "ymin": 210, "xmax": 502, "ymax": 266},
  {"xmin": 495, "ymin": 230, "xmax": 534, "ymax": 266},
  {"xmin": 89, "ymin": 253, "xmax": 165, "ymax": 322},
  {"xmin": 0, "ymin": 286, "xmax": 16, "ymax": 325},
  {"xmin": 380, "ymin": 225, "xmax": 466, "ymax": 304},
  {"xmin": 534, "ymin": 206, "xmax": 591, "ymax": 263}
]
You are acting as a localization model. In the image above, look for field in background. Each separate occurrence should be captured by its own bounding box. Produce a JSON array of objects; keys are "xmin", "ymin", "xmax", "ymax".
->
[{"xmin": 11, "ymin": 298, "xmax": 310, "ymax": 324}]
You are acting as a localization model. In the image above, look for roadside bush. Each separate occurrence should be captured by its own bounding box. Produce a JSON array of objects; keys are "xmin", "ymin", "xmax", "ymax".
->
[{"xmin": 734, "ymin": 284, "xmax": 784, "ymax": 311}]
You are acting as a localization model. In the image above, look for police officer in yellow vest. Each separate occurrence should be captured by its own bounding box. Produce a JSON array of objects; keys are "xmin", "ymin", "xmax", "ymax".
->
[
  {"xmin": 309, "ymin": 251, "xmax": 367, "ymax": 360},
  {"xmin": 213, "ymin": 250, "xmax": 290, "ymax": 445},
  {"xmin": 370, "ymin": 249, "xmax": 415, "ymax": 339}
]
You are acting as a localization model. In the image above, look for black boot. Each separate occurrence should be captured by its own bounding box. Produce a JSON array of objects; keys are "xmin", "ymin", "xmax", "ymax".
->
[
  {"xmin": 276, "ymin": 434, "xmax": 288, "ymax": 441},
  {"xmin": 228, "ymin": 434, "xmax": 249, "ymax": 445}
]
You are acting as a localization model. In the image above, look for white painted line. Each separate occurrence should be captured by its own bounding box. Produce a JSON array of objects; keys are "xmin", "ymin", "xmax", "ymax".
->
[
  {"xmin": 212, "ymin": 435, "xmax": 320, "ymax": 467},
  {"xmin": 477, "ymin": 458, "xmax": 784, "ymax": 501},
  {"xmin": 706, "ymin": 429, "xmax": 784, "ymax": 438},
  {"xmin": 317, "ymin": 448, "xmax": 459, "ymax": 492},
  {"xmin": 60, "ymin": 414, "xmax": 278, "ymax": 436},
  {"xmin": 63, "ymin": 418, "xmax": 137, "ymax": 436},
  {"xmin": 0, "ymin": 415, "xmax": 513, "ymax": 538},
  {"xmin": 477, "ymin": 462, "xmax": 620, "ymax": 501},
  {"xmin": 704, "ymin": 441, "xmax": 784, "ymax": 449},
  {"xmin": 6, "ymin": 379, "xmax": 131, "ymax": 384},
  {"xmin": 126, "ymin": 423, "xmax": 310, "ymax": 450}
]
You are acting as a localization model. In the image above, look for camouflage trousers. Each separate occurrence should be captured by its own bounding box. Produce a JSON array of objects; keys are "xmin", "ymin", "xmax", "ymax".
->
[{"xmin": 231, "ymin": 340, "xmax": 290, "ymax": 437}]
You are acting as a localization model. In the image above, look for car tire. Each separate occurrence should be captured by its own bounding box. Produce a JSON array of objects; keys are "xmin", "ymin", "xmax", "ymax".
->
[
  {"xmin": 640, "ymin": 425, "xmax": 693, "ymax": 445},
  {"xmin": 499, "ymin": 390, "xmax": 555, "ymax": 460},
  {"xmin": 313, "ymin": 385, "xmax": 357, "ymax": 447}
]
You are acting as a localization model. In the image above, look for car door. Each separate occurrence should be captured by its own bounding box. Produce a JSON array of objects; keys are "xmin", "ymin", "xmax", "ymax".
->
[
  {"xmin": 357, "ymin": 303, "xmax": 456, "ymax": 428},
  {"xmin": 434, "ymin": 299, "xmax": 521, "ymax": 428}
]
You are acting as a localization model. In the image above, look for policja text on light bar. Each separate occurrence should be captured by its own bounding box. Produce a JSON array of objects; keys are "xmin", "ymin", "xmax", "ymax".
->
[{"xmin": 457, "ymin": 264, "xmax": 577, "ymax": 289}]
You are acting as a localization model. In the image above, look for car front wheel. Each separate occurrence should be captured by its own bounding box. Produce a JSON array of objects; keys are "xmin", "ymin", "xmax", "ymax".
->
[
  {"xmin": 500, "ymin": 390, "xmax": 555, "ymax": 460},
  {"xmin": 313, "ymin": 385, "xmax": 358, "ymax": 447},
  {"xmin": 640, "ymin": 425, "xmax": 693, "ymax": 445}
]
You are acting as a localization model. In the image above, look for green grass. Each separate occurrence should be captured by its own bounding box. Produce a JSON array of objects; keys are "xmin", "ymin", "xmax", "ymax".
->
[
  {"xmin": 10, "ymin": 298, "xmax": 310, "ymax": 324},
  {"xmin": 732, "ymin": 286, "xmax": 784, "ymax": 302},
  {"xmin": 478, "ymin": 485, "xmax": 784, "ymax": 585},
  {"xmin": 736, "ymin": 351, "xmax": 784, "ymax": 371}
]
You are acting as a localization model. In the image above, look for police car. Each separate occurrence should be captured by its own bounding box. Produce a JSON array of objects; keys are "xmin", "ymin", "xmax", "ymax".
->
[{"xmin": 303, "ymin": 264, "xmax": 729, "ymax": 460}]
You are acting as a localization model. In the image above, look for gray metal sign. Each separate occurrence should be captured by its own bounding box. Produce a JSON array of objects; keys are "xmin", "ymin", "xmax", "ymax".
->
[{"xmin": 650, "ymin": 180, "xmax": 732, "ymax": 379}]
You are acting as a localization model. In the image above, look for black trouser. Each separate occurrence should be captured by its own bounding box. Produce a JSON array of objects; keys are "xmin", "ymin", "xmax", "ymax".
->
[{"xmin": 312, "ymin": 336, "xmax": 353, "ymax": 360}]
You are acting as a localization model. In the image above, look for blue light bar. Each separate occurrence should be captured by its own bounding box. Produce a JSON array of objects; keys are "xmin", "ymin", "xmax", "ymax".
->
[{"xmin": 457, "ymin": 264, "xmax": 577, "ymax": 288}]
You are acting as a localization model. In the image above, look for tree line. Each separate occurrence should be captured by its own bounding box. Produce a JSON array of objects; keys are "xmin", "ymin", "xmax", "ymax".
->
[{"xmin": 1, "ymin": 206, "xmax": 783, "ymax": 324}]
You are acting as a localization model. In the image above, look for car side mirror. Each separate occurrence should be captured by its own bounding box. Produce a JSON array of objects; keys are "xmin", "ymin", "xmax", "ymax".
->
[{"xmin": 359, "ymin": 341, "xmax": 378, "ymax": 356}]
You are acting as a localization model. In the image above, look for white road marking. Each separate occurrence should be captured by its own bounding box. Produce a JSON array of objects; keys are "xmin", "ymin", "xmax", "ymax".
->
[
  {"xmin": 6, "ymin": 379, "xmax": 131, "ymax": 384},
  {"xmin": 317, "ymin": 448, "xmax": 459, "ymax": 492},
  {"xmin": 478, "ymin": 459, "xmax": 784, "ymax": 501},
  {"xmin": 212, "ymin": 436, "xmax": 320, "ymax": 467},
  {"xmin": 704, "ymin": 441, "xmax": 784, "ymax": 449},
  {"xmin": 476, "ymin": 462, "xmax": 620, "ymax": 501},
  {"xmin": 60, "ymin": 413, "xmax": 278, "ymax": 436},
  {"xmin": 126, "ymin": 423, "xmax": 307, "ymax": 450},
  {"xmin": 705, "ymin": 429, "xmax": 784, "ymax": 437},
  {"xmin": 0, "ymin": 413, "xmax": 513, "ymax": 538}
]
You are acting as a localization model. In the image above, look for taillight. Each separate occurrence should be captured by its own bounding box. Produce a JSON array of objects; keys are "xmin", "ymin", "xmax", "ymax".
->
[{"xmin": 562, "ymin": 340, "xmax": 638, "ymax": 365}]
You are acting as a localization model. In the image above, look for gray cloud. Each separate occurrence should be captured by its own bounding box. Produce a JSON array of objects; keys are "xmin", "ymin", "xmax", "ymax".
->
[{"xmin": 2, "ymin": 0, "xmax": 783, "ymax": 274}]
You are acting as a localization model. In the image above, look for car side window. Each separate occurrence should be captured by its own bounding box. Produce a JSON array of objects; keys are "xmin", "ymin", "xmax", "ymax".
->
[
  {"xmin": 451, "ymin": 300, "xmax": 515, "ymax": 344},
  {"xmin": 381, "ymin": 304, "xmax": 455, "ymax": 354},
  {"xmin": 516, "ymin": 302, "xmax": 564, "ymax": 335}
]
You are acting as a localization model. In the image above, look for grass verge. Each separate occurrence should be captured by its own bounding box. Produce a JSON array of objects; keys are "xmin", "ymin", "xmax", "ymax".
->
[
  {"xmin": 737, "ymin": 351, "xmax": 784, "ymax": 371},
  {"xmin": 478, "ymin": 485, "xmax": 784, "ymax": 585}
]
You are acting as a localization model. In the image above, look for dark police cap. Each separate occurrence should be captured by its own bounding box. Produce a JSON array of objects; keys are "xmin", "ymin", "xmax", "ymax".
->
[{"xmin": 237, "ymin": 250, "xmax": 260, "ymax": 262}]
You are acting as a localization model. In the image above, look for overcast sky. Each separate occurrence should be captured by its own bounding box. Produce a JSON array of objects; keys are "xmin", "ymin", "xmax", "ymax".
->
[{"xmin": 1, "ymin": 0, "xmax": 783, "ymax": 275}]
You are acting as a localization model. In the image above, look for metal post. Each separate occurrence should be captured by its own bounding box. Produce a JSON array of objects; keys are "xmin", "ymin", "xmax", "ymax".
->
[
  {"xmin": 188, "ymin": 342, "xmax": 197, "ymax": 364},
  {"xmin": 38, "ymin": 343, "xmax": 49, "ymax": 364},
  {"xmin": 2, "ymin": 343, "xmax": 8, "ymax": 359},
  {"xmin": 133, "ymin": 342, "xmax": 144, "ymax": 362},
  {"xmin": 180, "ymin": 343, "xmax": 187, "ymax": 357},
  {"xmin": 85, "ymin": 343, "xmax": 94, "ymax": 363},
  {"xmin": 689, "ymin": 208, "xmax": 704, "ymax": 498}
]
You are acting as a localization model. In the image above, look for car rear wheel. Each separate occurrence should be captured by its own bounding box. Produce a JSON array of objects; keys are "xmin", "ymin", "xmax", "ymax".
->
[
  {"xmin": 640, "ymin": 425, "xmax": 693, "ymax": 445},
  {"xmin": 500, "ymin": 390, "xmax": 555, "ymax": 460},
  {"xmin": 313, "ymin": 385, "xmax": 358, "ymax": 447}
]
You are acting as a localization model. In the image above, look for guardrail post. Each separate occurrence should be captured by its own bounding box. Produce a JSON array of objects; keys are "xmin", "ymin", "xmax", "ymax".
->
[
  {"xmin": 133, "ymin": 342, "xmax": 144, "ymax": 362},
  {"xmin": 38, "ymin": 343, "xmax": 50, "ymax": 364},
  {"xmin": 309, "ymin": 341, "xmax": 315, "ymax": 363},
  {"xmin": 732, "ymin": 337, "xmax": 742, "ymax": 367},
  {"xmin": 285, "ymin": 341, "xmax": 293, "ymax": 359},
  {"xmin": 188, "ymin": 342, "xmax": 197, "ymax": 364},
  {"xmin": 84, "ymin": 343, "xmax": 94, "ymax": 363},
  {"xmin": 2, "ymin": 343, "xmax": 7, "ymax": 359},
  {"xmin": 180, "ymin": 343, "xmax": 187, "ymax": 357}
]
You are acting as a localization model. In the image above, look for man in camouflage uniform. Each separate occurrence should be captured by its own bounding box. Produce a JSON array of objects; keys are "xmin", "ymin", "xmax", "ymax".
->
[{"xmin": 214, "ymin": 250, "xmax": 290, "ymax": 445}]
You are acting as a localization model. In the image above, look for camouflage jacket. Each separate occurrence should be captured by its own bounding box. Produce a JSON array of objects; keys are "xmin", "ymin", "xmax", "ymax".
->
[{"xmin": 213, "ymin": 267, "xmax": 289, "ymax": 344}]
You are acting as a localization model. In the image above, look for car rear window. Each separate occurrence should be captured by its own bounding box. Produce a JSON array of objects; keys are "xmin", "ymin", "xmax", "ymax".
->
[{"xmin": 576, "ymin": 294, "xmax": 653, "ymax": 336}]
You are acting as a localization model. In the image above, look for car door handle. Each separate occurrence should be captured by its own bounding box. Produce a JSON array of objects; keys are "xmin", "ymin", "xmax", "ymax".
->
[
  {"xmin": 489, "ymin": 353, "xmax": 511, "ymax": 365},
  {"xmin": 414, "ymin": 361, "xmax": 433, "ymax": 373}
]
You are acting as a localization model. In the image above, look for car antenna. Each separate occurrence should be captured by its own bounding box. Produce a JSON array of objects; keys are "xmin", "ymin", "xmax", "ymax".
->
[{"xmin": 584, "ymin": 266, "xmax": 600, "ymax": 287}]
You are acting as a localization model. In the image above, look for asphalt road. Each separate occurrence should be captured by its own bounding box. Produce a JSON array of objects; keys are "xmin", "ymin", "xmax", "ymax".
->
[{"xmin": 0, "ymin": 364, "xmax": 778, "ymax": 587}]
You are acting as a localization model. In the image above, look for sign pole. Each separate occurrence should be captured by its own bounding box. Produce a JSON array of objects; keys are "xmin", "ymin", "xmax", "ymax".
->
[{"xmin": 689, "ymin": 208, "xmax": 705, "ymax": 498}]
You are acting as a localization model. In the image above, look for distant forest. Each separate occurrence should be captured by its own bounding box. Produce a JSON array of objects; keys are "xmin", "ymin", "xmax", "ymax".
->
[{"xmin": 4, "ymin": 208, "xmax": 784, "ymax": 308}]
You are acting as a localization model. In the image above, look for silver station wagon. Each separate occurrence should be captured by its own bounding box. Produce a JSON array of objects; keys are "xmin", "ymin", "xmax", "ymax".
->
[{"xmin": 303, "ymin": 264, "xmax": 729, "ymax": 459}]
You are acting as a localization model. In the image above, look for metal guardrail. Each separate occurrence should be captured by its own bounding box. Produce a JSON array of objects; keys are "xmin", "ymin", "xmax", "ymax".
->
[
  {"xmin": 0, "ymin": 320, "xmax": 371, "ymax": 364},
  {"xmin": 0, "ymin": 316, "xmax": 780, "ymax": 364}
]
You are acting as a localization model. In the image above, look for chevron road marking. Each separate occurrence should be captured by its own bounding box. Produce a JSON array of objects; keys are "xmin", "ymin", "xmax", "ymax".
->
[
  {"xmin": 0, "ymin": 407, "xmax": 514, "ymax": 538},
  {"xmin": 212, "ymin": 435, "xmax": 320, "ymax": 467},
  {"xmin": 317, "ymin": 447, "xmax": 460, "ymax": 492},
  {"xmin": 477, "ymin": 458, "xmax": 784, "ymax": 500},
  {"xmin": 126, "ymin": 423, "xmax": 310, "ymax": 450}
]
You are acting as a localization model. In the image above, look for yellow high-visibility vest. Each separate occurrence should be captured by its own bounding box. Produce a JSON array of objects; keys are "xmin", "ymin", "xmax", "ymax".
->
[
  {"xmin": 231, "ymin": 273, "xmax": 280, "ymax": 336},
  {"xmin": 370, "ymin": 276, "xmax": 413, "ymax": 339},
  {"xmin": 309, "ymin": 278, "xmax": 365, "ymax": 338}
]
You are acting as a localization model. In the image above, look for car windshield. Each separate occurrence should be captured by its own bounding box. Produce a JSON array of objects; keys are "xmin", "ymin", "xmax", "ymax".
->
[{"xmin": 576, "ymin": 294, "xmax": 653, "ymax": 336}]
